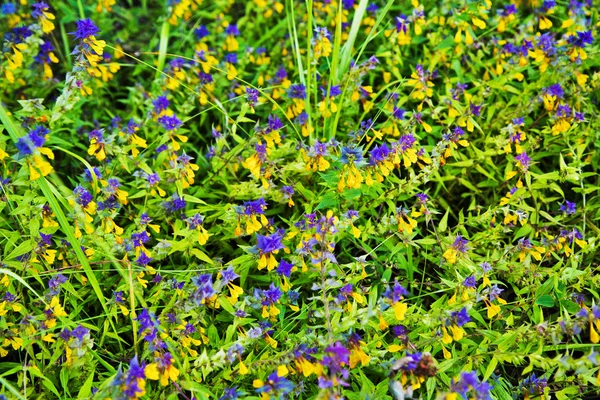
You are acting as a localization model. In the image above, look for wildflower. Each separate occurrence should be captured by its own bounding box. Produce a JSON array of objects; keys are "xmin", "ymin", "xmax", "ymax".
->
[
  {"xmin": 145, "ymin": 352, "xmax": 180, "ymax": 386},
  {"xmin": 443, "ymin": 235, "xmax": 469, "ymax": 264},
  {"xmin": 567, "ymin": 30, "xmax": 593, "ymax": 62},
  {"xmin": 319, "ymin": 342, "xmax": 351, "ymax": 388},
  {"xmin": 312, "ymin": 27, "xmax": 332, "ymax": 58},
  {"xmin": 481, "ymin": 284, "xmax": 507, "ymax": 318},
  {"xmin": 224, "ymin": 52, "xmax": 238, "ymax": 80},
  {"xmin": 440, "ymin": 127, "xmax": 469, "ymax": 165},
  {"xmin": 280, "ymin": 185, "xmax": 294, "ymax": 207},
  {"xmin": 224, "ymin": 23, "xmax": 240, "ymax": 52},
  {"xmin": 158, "ymin": 114, "xmax": 187, "ymax": 150},
  {"xmin": 123, "ymin": 119, "xmax": 147, "ymax": 157},
  {"xmin": 447, "ymin": 371, "xmax": 492, "ymax": 400},
  {"xmin": 345, "ymin": 332, "xmax": 370, "ymax": 368},
  {"xmin": 441, "ymin": 307, "xmax": 470, "ymax": 344},
  {"xmin": 516, "ymin": 238, "xmax": 545, "ymax": 262},
  {"xmin": 542, "ymin": 84, "xmax": 564, "ymax": 111},
  {"xmin": 183, "ymin": 213, "xmax": 209, "ymax": 245},
  {"xmin": 286, "ymin": 84, "xmax": 306, "ymax": 118},
  {"xmin": 520, "ymin": 374, "xmax": 548, "ymax": 399},
  {"xmin": 236, "ymin": 198, "xmax": 268, "ymax": 235},
  {"xmin": 317, "ymin": 84, "xmax": 342, "ymax": 118},
  {"xmin": 256, "ymin": 231, "xmax": 285, "ymax": 271},
  {"xmin": 296, "ymin": 112, "xmax": 313, "ymax": 137},
  {"xmin": 384, "ymin": 281, "xmax": 409, "ymax": 321},
  {"xmin": 504, "ymin": 118, "xmax": 526, "ymax": 154},
  {"xmin": 35, "ymin": 41, "xmax": 59, "ymax": 79},
  {"xmin": 577, "ymin": 305, "xmax": 600, "ymax": 343},
  {"xmin": 219, "ymin": 266, "xmax": 243, "ymax": 305},
  {"xmin": 253, "ymin": 366, "xmax": 295, "ymax": 399},
  {"xmin": 406, "ymin": 64, "xmax": 434, "ymax": 100},
  {"xmin": 388, "ymin": 15, "xmax": 411, "ymax": 45},
  {"xmin": 293, "ymin": 345, "xmax": 322, "ymax": 377},
  {"xmin": 304, "ymin": 141, "xmax": 330, "ymax": 172},
  {"xmin": 15, "ymin": 126, "xmax": 54, "ymax": 179},
  {"xmin": 174, "ymin": 152, "xmax": 199, "ymax": 188},
  {"xmin": 338, "ymin": 146, "xmax": 364, "ymax": 191},
  {"xmin": 498, "ymin": 4, "xmax": 517, "ymax": 32},
  {"xmin": 337, "ymin": 284, "xmax": 365, "ymax": 309},
  {"xmin": 242, "ymin": 142, "xmax": 268, "ymax": 178},
  {"xmin": 255, "ymin": 283, "xmax": 282, "ymax": 319},
  {"xmin": 246, "ymin": 87, "xmax": 259, "ymax": 110},
  {"xmin": 71, "ymin": 18, "xmax": 106, "ymax": 67},
  {"xmin": 163, "ymin": 193, "xmax": 186, "ymax": 214},
  {"xmin": 32, "ymin": 2, "xmax": 55, "ymax": 34},
  {"xmin": 515, "ymin": 151, "xmax": 532, "ymax": 172}
]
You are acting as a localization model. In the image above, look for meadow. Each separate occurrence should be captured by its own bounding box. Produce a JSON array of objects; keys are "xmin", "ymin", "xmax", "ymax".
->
[{"xmin": 0, "ymin": 0, "xmax": 599, "ymax": 399}]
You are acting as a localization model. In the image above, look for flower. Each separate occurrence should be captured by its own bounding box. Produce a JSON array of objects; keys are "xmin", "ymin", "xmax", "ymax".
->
[
  {"xmin": 71, "ymin": 18, "xmax": 100, "ymax": 39},
  {"xmin": 443, "ymin": 235, "xmax": 469, "ymax": 264},
  {"xmin": 560, "ymin": 200, "xmax": 576, "ymax": 215},
  {"xmin": 256, "ymin": 232, "xmax": 285, "ymax": 270},
  {"xmin": 145, "ymin": 352, "xmax": 179, "ymax": 386}
]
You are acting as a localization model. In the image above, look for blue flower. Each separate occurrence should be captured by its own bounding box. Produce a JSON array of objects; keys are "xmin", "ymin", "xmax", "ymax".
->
[{"xmin": 71, "ymin": 18, "xmax": 100, "ymax": 40}]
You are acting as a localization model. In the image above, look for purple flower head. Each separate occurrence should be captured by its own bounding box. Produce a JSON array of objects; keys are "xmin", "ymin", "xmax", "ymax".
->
[
  {"xmin": 515, "ymin": 151, "xmax": 531, "ymax": 170},
  {"xmin": 369, "ymin": 143, "xmax": 391, "ymax": 165},
  {"xmin": 450, "ymin": 307, "xmax": 471, "ymax": 327},
  {"xmin": 220, "ymin": 265, "xmax": 239, "ymax": 285},
  {"xmin": 276, "ymin": 260, "xmax": 293, "ymax": 277},
  {"xmin": 73, "ymin": 185, "xmax": 93, "ymax": 207},
  {"xmin": 256, "ymin": 232, "xmax": 285, "ymax": 254},
  {"xmin": 463, "ymin": 275, "xmax": 476, "ymax": 288},
  {"xmin": 560, "ymin": 200, "xmax": 576, "ymax": 215},
  {"xmin": 452, "ymin": 235, "xmax": 469, "ymax": 253},
  {"xmin": 225, "ymin": 24, "xmax": 240, "ymax": 36},
  {"xmin": 194, "ymin": 25, "xmax": 210, "ymax": 39},
  {"xmin": 568, "ymin": 30, "xmax": 594, "ymax": 47},
  {"xmin": 545, "ymin": 84, "xmax": 564, "ymax": 98},
  {"xmin": 39, "ymin": 233, "xmax": 53, "ymax": 247},
  {"xmin": 153, "ymin": 96, "xmax": 169, "ymax": 113},
  {"xmin": 224, "ymin": 52, "xmax": 237, "ymax": 64},
  {"xmin": 392, "ymin": 106, "xmax": 405, "ymax": 120},
  {"xmin": 136, "ymin": 252, "xmax": 152, "ymax": 266},
  {"xmin": 267, "ymin": 114, "xmax": 284, "ymax": 131},
  {"xmin": 158, "ymin": 114, "xmax": 182, "ymax": 131},
  {"xmin": 49, "ymin": 273, "xmax": 67, "ymax": 289},
  {"xmin": 71, "ymin": 18, "xmax": 100, "ymax": 40},
  {"xmin": 384, "ymin": 281, "xmax": 409, "ymax": 303},
  {"xmin": 288, "ymin": 84, "xmax": 306, "ymax": 99}
]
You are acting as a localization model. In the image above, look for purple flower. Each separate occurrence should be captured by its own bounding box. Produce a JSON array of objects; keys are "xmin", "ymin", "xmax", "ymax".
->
[
  {"xmin": 267, "ymin": 114, "xmax": 284, "ymax": 131},
  {"xmin": 256, "ymin": 232, "xmax": 285, "ymax": 254},
  {"xmin": 136, "ymin": 252, "xmax": 152, "ymax": 266},
  {"xmin": 73, "ymin": 185, "xmax": 93, "ymax": 207},
  {"xmin": 450, "ymin": 307, "xmax": 471, "ymax": 327},
  {"xmin": 220, "ymin": 266, "xmax": 239, "ymax": 284},
  {"xmin": 288, "ymin": 84, "xmax": 306, "ymax": 99},
  {"xmin": 194, "ymin": 25, "xmax": 210, "ymax": 39},
  {"xmin": 49, "ymin": 273, "xmax": 67, "ymax": 289},
  {"xmin": 463, "ymin": 275, "xmax": 476, "ymax": 288},
  {"xmin": 515, "ymin": 151, "xmax": 531, "ymax": 170},
  {"xmin": 560, "ymin": 200, "xmax": 576, "ymax": 215},
  {"xmin": 384, "ymin": 281, "xmax": 409, "ymax": 303},
  {"xmin": 71, "ymin": 18, "xmax": 100, "ymax": 40},
  {"xmin": 153, "ymin": 96, "xmax": 169, "ymax": 113},
  {"xmin": 276, "ymin": 260, "xmax": 293, "ymax": 277},
  {"xmin": 158, "ymin": 114, "xmax": 182, "ymax": 131}
]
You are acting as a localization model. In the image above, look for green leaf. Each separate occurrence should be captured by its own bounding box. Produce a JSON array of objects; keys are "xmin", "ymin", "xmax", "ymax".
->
[
  {"xmin": 439, "ymin": 208, "xmax": 450, "ymax": 232},
  {"xmin": 77, "ymin": 370, "xmax": 95, "ymax": 399},
  {"xmin": 535, "ymin": 295, "xmax": 554, "ymax": 308}
]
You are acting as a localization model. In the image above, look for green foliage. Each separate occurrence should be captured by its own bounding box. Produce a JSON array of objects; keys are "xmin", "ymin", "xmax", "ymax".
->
[{"xmin": 0, "ymin": 0, "xmax": 600, "ymax": 399}]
